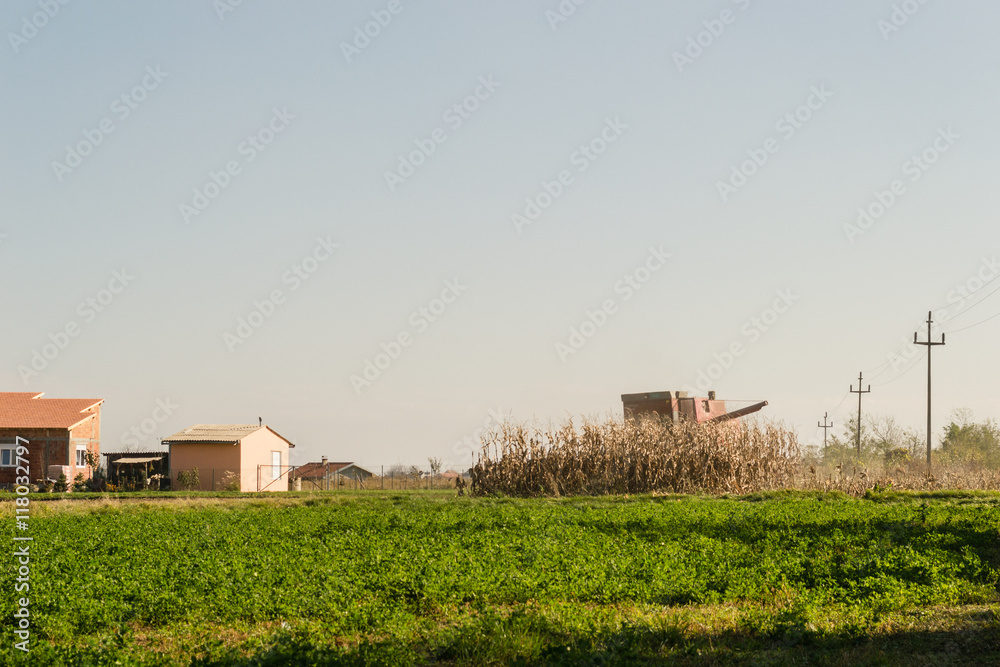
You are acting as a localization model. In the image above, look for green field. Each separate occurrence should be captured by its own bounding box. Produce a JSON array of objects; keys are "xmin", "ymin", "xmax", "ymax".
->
[{"xmin": 3, "ymin": 491, "xmax": 999, "ymax": 665}]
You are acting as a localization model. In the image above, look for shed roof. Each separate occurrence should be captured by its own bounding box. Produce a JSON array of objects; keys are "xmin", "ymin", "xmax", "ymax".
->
[
  {"xmin": 162, "ymin": 424, "xmax": 294, "ymax": 447},
  {"xmin": 0, "ymin": 392, "xmax": 103, "ymax": 429},
  {"xmin": 114, "ymin": 456, "xmax": 163, "ymax": 464}
]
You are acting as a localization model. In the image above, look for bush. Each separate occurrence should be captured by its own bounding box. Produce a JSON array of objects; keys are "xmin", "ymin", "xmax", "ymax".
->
[
  {"xmin": 176, "ymin": 468, "xmax": 200, "ymax": 491},
  {"xmin": 53, "ymin": 473, "xmax": 68, "ymax": 493},
  {"xmin": 885, "ymin": 447, "xmax": 911, "ymax": 465},
  {"xmin": 219, "ymin": 471, "xmax": 241, "ymax": 492},
  {"xmin": 72, "ymin": 473, "xmax": 88, "ymax": 493}
]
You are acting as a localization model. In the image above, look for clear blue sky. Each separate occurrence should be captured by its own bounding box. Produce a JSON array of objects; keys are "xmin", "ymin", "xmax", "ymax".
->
[{"xmin": 3, "ymin": 0, "xmax": 998, "ymax": 468}]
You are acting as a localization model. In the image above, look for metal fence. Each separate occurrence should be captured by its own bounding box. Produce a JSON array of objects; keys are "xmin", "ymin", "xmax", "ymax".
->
[
  {"xmin": 165, "ymin": 465, "xmax": 471, "ymax": 492},
  {"xmin": 282, "ymin": 465, "xmax": 468, "ymax": 493},
  {"xmin": 169, "ymin": 468, "xmax": 243, "ymax": 492}
]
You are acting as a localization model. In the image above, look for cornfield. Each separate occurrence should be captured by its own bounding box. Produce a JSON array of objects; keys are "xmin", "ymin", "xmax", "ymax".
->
[{"xmin": 470, "ymin": 416, "xmax": 800, "ymax": 497}]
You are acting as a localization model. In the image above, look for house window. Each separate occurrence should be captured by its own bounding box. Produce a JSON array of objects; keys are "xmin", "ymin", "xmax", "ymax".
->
[
  {"xmin": 76, "ymin": 445, "xmax": 89, "ymax": 467},
  {"xmin": 0, "ymin": 448, "xmax": 13, "ymax": 467},
  {"xmin": 271, "ymin": 451, "xmax": 281, "ymax": 480}
]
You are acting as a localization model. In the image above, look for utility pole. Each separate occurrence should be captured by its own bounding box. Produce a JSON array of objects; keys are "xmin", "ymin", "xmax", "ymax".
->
[
  {"xmin": 850, "ymin": 372, "xmax": 870, "ymax": 456},
  {"xmin": 914, "ymin": 311, "xmax": 945, "ymax": 470},
  {"xmin": 818, "ymin": 412, "xmax": 834, "ymax": 451}
]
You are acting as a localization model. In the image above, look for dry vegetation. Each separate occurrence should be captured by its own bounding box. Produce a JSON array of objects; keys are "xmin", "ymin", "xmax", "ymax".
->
[
  {"xmin": 471, "ymin": 415, "xmax": 1000, "ymax": 497},
  {"xmin": 471, "ymin": 416, "xmax": 800, "ymax": 496},
  {"xmin": 798, "ymin": 459, "xmax": 1000, "ymax": 495}
]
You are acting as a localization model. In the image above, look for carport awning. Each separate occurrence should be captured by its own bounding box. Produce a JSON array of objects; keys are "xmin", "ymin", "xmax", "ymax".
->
[{"xmin": 114, "ymin": 457, "xmax": 163, "ymax": 464}]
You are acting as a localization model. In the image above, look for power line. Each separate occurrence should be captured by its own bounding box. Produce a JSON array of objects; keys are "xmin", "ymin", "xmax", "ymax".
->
[
  {"xmin": 867, "ymin": 348, "xmax": 914, "ymax": 382},
  {"xmin": 862, "ymin": 341, "xmax": 911, "ymax": 375},
  {"xmin": 937, "ymin": 281, "xmax": 1000, "ymax": 329},
  {"xmin": 927, "ymin": 266, "xmax": 1000, "ymax": 315},
  {"xmin": 828, "ymin": 390, "xmax": 852, "ymax": 420},
  {"xmin": 943, "ymin": 308, "xmax": 1000, "ymax": 334},
  {"xmin": 860, "ymin": 277, "xmax": 1000, "ymax": 378},
  {"xmin": 872, "ymin": 350, "xmax": 925, "ymax": 387}
]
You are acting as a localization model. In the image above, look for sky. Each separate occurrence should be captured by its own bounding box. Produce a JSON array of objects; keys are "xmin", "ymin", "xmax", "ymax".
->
[{"xmin": 2, "ymin": 0, "xmax": 999, "ymax": 470}]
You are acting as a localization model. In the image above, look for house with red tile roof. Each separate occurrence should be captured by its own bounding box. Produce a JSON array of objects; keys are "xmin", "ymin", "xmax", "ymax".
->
[
  {"xmin": 0, "ymin": 392, "xmax": 104, "ymax": 487},
  {"xmin": 290, "ymin": 458, "xmax": 374, "ymax": 484}
]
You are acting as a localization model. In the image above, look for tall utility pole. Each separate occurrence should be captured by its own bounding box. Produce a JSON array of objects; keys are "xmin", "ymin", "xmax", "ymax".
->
[
  {"xmin": 914, "ymin": 311, "xmax": 945, "ymax": 469},
  {"xmin": 850, "ymin": 372, "xmax": 870, "ymax": 455},
  {"xmin": 818, "ymin": 412, "xmax": 834, "ymax": 451}
]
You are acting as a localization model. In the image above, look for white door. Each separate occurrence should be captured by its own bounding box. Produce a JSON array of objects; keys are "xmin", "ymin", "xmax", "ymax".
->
[{"xmin": 271, "ymin": 451, "xmax": 281, "ymax": 480}]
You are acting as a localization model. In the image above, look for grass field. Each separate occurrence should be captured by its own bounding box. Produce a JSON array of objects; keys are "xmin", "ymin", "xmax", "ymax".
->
[{"xmin": 2, "ymin": 491, "xmax": 999, "ymax": 665}]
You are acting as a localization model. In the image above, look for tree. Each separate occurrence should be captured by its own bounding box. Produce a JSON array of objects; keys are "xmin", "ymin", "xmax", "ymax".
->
[
  {"xmin": 824, "ymin": 413, "xmax": 919, "ymax": 465},
  {"xmin": 72, "ymin": 473, "xmax": 88, "ymax": 493},
  {"xmin": 428, "ymin": 457, "xmax": 442, "ymax": 476},
  {"xmin": 939, "ymin": 410, "xmax": 1000, "ymax": 468},
  {"xmin": 825, "ymin": 414, "xmax": 875, "ymax": 463},
  {"xmin": 85, "ymin": 451, "xmax": 107, "ymax": 492}
]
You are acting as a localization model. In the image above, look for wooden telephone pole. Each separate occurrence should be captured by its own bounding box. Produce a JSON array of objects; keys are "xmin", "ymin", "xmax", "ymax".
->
[
  {"xmin": 914, "ymin": 311, "xmax": 945, "ymax": 469},
  {"xmin": 818, "ymin": 412, "xmax": 834, "ymax": 451},
  {"xmin": 850, "ymin": 372, "xmax": 870, "ymax": 455}
]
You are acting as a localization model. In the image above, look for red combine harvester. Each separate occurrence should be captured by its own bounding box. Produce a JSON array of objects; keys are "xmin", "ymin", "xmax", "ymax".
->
[{"xmin": 621, "ymin": 390, "xmax": 767, "ymax": 424}]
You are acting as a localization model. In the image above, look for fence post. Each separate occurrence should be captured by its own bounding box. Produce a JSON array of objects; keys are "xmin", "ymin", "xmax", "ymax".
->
[{"xmin": 381, "ymin": 465, "xmax": 384, "ymax": 491}]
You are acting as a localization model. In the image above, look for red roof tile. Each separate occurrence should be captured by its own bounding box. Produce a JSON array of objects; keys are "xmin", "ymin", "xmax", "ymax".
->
[{"xmin": 0, "ymin": 392, "xmax": 103, "ymax": 429}]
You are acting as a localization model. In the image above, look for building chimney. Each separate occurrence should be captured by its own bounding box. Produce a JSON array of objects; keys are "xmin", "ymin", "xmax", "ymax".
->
[
  {"xmin": 708, "ymin": 391, "xmax": 716, "ymax": 400},
  {"xmin": 321, "ymin": 456, "xmax": 328, "ymax": 466}
]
